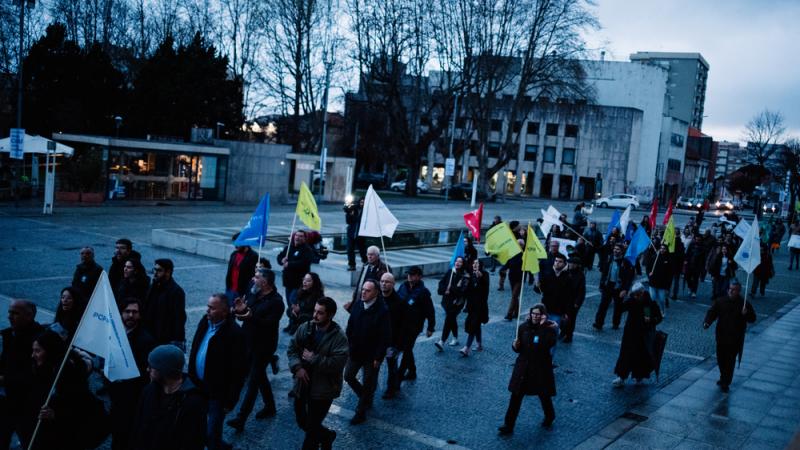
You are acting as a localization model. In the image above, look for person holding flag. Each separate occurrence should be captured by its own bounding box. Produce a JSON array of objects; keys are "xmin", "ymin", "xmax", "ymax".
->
[
  {"xmin": 461, "ymin": 259, "xmax": 490, "ymax": 357},
  {"xmin": 593, "ymin": 243, "xmax": 635, "ymax": 330},
  {"xmin": 276, "ymin": 230, "xmax": 315, "ymax": 311}
]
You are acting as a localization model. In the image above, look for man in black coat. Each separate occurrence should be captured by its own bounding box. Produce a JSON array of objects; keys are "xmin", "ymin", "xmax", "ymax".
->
[
  {"xmin": 277, "ymin": 229, "xmax": 315, "ymax": 305},
  {"xmin": 594, "ymin": 243, "xmax": 635, "ymax": 330},
  {"xmin": 562, "ymin": 257, "xmax": 586, "ymax": 343},
  {"xmin": 109, "ymin": 238, "xmax": 141, "ymax": 289},
  {"xmin": 344, "ymin": 279, "xmax": 391, "ymax": 424},
  {"xmin": 109, "ymin": 298, "xmax": 156, "ymax": 450},
  {"xmin": 344, "ymin": 196, "xmax": 366, "ymax": 270},
  {"xmin": 144, "ymin": 258, "xmax": 187, "ymax": 348},
  {"xmin": 225, "ymin": 235, "xmax": 258, "ymax": 304},
  {"xmin": 703, "ymin": 282, "xmax": 756, "ymax": 392},
  {"xmin": 132, "ymin": 345, "xmax": 207, "ymax": 450},
  {"xmin": 71, "ymin": 246, "xmax": 103, "ymax": 300},
  {"xmin": 395, "ymin": 266, "xmax": 435, "ymax": 382},
  {"xmin": 583, "ymin": 221, "xmax": 603, "ymax": 270},
  {"xmin": 537, "ymin": 253, "xmax": 573, "ymax": 330},
  {"xmin": 227, "ymin": 269, "xmax": 285, "ymax": 432},
  {"xmin": 188, "ymin": 293, "xmax": 247, "ymax": 450},
  {"xmin": 352, "ymin": 246, "xmax": 391, "ymax": 303},
  {"xmin": 0, "ymin": 300, "xmax": 44, "ymax": 449},
  {"xmin": 378, "ymin": 273, "xmax": 408, "ymax": 399}
]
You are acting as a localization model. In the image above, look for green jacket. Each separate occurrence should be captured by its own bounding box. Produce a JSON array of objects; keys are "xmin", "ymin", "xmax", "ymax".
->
[{"xmin": 287, "ymin": 320, "xmax": 349, "ymax": 400}]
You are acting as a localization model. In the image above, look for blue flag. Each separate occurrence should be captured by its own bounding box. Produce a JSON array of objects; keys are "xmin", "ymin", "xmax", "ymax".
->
[
  {"xmin": 235, "ymin": 193, "xmax": 270, "ymax": 248},
  {"xmin": 604, "ymin": 209, "xmax": 621, "ymax": 242},
  {"xmin": 625, "ymin": 222, "xmax": 637, "ymax": 242},
  {"xmin": 625, "ymin": 226, "xmax": 651, "ymax": 265},
  {"xmin": 450, "ymin": 230, "xmax": 465, "ymax": 268}
]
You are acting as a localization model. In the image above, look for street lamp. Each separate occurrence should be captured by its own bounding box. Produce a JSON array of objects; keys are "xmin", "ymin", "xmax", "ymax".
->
[{"xmin": 216, "ymin": 122, "xmax": 225, "ymax": 139}]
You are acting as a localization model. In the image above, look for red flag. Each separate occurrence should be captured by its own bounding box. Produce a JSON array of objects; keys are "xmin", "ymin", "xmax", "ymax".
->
[
  {"xmin": 662, "ymin": 199, "xmax": 674, "ymax": 225},
  {"xmin": 463, "ymin": 203, "xmax": 484, "ymax": 241},
  {"xmin": 649, "ymin": 198, "xmax": 659, "ymax": 230}
]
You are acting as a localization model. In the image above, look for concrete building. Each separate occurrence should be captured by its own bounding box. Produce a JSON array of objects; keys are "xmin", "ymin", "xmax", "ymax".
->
[
  {"xmin": 629, "ymin": 52, "xmax": 710, "ymax": 130},
  {"xmin": 683, "ymin": 128, "xmax": 714, "ymax": 197},
  {"xmin": 715, "ymin": 141, "xmax": 739, "ymax": 178}
]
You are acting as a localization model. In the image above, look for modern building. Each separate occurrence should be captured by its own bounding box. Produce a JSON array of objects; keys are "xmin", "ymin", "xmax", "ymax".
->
[
  {"xmin": 629, "ymin": 52, "xmax": 710, "ymax": 130},
  {"xmin": 715, "ymin": 141, "xmax": 739, "ymax": 178},
  {"xmin": 683, "ymin": 128, "xmax": 715, "ymax": 197}
]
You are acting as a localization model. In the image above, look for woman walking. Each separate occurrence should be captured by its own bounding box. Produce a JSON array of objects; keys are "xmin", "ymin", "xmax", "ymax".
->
[
  {"xmin": 709, "ymin": 245, "xmax": 738, "ymax": 300},
  {"xmin": 498, "ymin": 304, "xmax": 558, "ymax": 435},
  {"xmin": 286, "ymin": 272, "xmax": 324, "ymax": 334},
  {"xmin": 435, "ymin": 257, "xmax": 469, "ymax": 351},
  {"xmin": 461, "ymin": 260, "xmax": 489, "ymax": 356},
  {"xmin": 751, "ymin": 243, "xmax": 774, "ymax": 297},
  {"xmin": 612, "ymin": 286, "xmax": 663, "ymax": 387}
]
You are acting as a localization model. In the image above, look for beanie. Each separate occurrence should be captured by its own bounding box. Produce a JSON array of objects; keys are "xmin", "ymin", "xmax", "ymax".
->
[{"xmin": 147, "ymin": 344, "xmax": 185, "ymax": 376}]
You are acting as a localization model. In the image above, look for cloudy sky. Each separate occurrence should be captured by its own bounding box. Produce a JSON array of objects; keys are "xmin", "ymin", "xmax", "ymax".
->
[{"xmin": 583, "ymin": 0, "xmax": 800, "ymax": 144}]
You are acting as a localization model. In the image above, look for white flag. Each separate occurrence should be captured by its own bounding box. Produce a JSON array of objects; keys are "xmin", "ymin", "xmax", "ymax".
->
[
  {"xmin": 72, "ymin": 271, "xmax": 140, "ymax": 381},
  {"xmin": 619, "ymin": 205, "xmax": 632, "ymax": 234},
  {"xmin": 540, "ymin": 207, "xmax": 562, "ymax": 236},
  {"xmin": 734, "ymin": 217, "xmax": 761, "ymax": 274},
  {"xmin": 733, "ymin": 220, "xmax": 751, "ymax": 240},
  {"xmin": 358, "ymin": 185, "xmax": 399, "ymax": 238}
]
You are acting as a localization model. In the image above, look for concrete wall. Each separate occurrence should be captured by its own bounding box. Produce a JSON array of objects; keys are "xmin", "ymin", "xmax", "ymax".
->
[{"xmin": 218, "ymin": 140, "xmax": 291, "ymax": 204}]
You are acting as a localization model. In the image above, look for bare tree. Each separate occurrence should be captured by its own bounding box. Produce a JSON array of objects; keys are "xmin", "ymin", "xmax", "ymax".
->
[
  {"xmin": 779, "ymin": 138, "xmax": 799, "ymax": 223},
  {"xmin": 744, "ymin": 108, "xmax": 786, "ymax": 173}
]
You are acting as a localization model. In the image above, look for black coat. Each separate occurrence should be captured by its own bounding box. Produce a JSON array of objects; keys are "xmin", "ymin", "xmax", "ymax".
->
[
  {"xmin": 614, "ymin": 296, "xmax": 663, "ymax": 380},
  {"xmin": 646, "ymin": 252, "xmax": 673, "ymax": 289},
  {"xmin": 600, "ymin": 258, "xmax": 634, "ymax": 293},
  {"xmin": 71, "ymin": 261, "xmax": 103, "ymax": 300},
  {"xmin": 144, "ymin": 277, "xmax": 187, "ymax": 345},
  {"xmin": 241, "ymin": 289, "xmax": 285, "ymax": 358},
  {"xmin": 539, "ymin": 270, "xmax": 573, "ymax": 316},
  {"xmin": 0, "ymin": 322, "xmax": 45, "ymax": 408},
  {"xmin": 115, "ymin": 274, "xmax": 150, "ymax": 307},
  {"xmin": 508, "ymin": 321, "xmax": 558, "ymax": 396},
  {"xmin": 708, "ymin": 253, "xmax": 738, "ymax": 279},
  {"xmin": 109, "ymin": 326, "xmax": 157, "ymax": 441},
  {"xmin": 276, "ymin": 243, "xmax": 314, "ymax": 290},
  {"xmin": 464, "ymin": 269, "xmax": 489, "ymax": 335},
  {"xmin": 346, "ymin": 298, "xmax": 391, "ymax": 363},
  {"xmin": 568, "ymin": 268, "xmax": 586, "ymax": 309},
  {"xmin": 396, "ymin": 280, "xmax": 435, "ymax": 339},
  {"xmin": 188, "ymin": 317, "xmax": 247, "ymax": 409},
  {"xmin": 704, "ymin": 295, "xmax": 756, "ymax": 361},
  {"xmin": 438, "ymin": 269, "xmax": 469, "ymax": 314},
  {"xmin": 381, "ymin": 290, "xmax": 409, "ymax": 349},
  {"xmin": 352, "ymin": 261, "xmax": 391, "ymax": 301},
  {"xmin": 225, "ymin": 248, "xmax": 258, "ymax": 295},
  {"xmin": 109, "ymin": 250, "xmax": 142, "ymax": 291},
  {"xmin": 131, "ymin": 377, "xmax": 208, "ymax": 450}
]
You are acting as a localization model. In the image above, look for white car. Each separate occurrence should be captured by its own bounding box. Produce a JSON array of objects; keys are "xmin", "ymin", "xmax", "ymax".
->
[
  {"xmin": 595, "ymin": 194, "xmax": 639, "ymax": 210},
  {"xmin": 390, "ymin": 179, "xmax": 430, "ymax": 193}
]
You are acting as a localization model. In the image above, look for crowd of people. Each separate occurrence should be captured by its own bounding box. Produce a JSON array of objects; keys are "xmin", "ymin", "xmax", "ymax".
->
[{"xmin": 0, "ymin": 203, "xmax": 796, "ymax": 449}]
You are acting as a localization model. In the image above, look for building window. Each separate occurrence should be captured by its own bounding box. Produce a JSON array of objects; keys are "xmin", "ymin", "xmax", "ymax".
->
[
  {"xmin": 565, "ymin": 124, "xmax": 579, "ymax": 138},
  {"xmin": 671, "ymin": 133, "xmax": 684, "ymax": 147},
  {"xmin": 490, "ymin": 120, "xmax": 502, "ymax": 132},
  {"xmin": 562, "ymin": 148, "xmax": 575, "ymax": 165},
  {"xmin": 524, "ymin": 145, "xmax": 537, "ymax": 162},
  {"xmin": 488, "ymin": 143, "xmax": 501, "ymax": 158},
  {"xmin": 667, "ymin": 158, "xmax": 681, "ymax": 171},
  {"xmin": 545, "ymin": 123, "xmax": 559, "ymax": 136},
  {"xmin": 527, "ymin": 122, "xmax": 540, "ymax": 135},
  {"xmin": 512, "ymin": 121, "xmax": 522, "ymax": 133},
  {"xmin": 543, "ymin": 146, "xmax": 556, "ymax": 163}
]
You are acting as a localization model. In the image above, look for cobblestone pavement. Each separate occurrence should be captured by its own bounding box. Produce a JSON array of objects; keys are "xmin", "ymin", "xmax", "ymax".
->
[{"xmin": 1, "ymin": 201, "xmax": 797, "ymax": 449}]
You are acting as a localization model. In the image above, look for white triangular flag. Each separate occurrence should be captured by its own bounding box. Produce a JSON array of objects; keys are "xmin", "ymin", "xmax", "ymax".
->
[
  {"xmin": 734, "ymin": 216, "xmax": 761, "ymax": 274},
  {"xmin": 540, "ymin": 207, "xmax": 562, "ymax": 236},
  {"xmin": 358, "ymin": 185, "xmax": 399, "ymax": 238},
  {"xmin": 619, "ymin": 205, "xmax": 632, "ymax": 234},
  {"xmin": 72, "ymin": 271, "xmax": 140, "ymax": 381}
]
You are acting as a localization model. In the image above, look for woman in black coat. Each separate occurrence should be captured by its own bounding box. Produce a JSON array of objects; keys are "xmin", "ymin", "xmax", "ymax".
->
[
  {"xmin": 709, "ymin": 245, "xmax": 738, "ymax": 300},
  {"xmin": 463, "ymin": 236, "xmax": 479, "ymax": 269},
  {"xmin": 612, "ymin": 287, "xmax": 663, "ymax": 387},
  {"xmin": 286, "ymin": 272, "xmax": 324, "ymax": 334},
  {"xmin": 49, "ymin": 287, "xmax": 86, "ymax": 340},
  {"xmin": 498, "ymin": 303, "xmax": 558, "ymax": 435},
  {"xmin": 115, "ymin": 258, "xmax": 150, "ymax": 308},
  {"xmin": 461, "ymin": 259, "xmax": 490, "ymax": 356},
  {"xmin": 435, "ymin": 256, "xmax": 470, "ymax": 351}
]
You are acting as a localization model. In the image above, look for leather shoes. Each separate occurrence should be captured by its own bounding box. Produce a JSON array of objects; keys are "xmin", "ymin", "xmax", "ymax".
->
[
  {"xmin": 226, "ymin": 417, "xmax": 245, "ymax": 432},
  {"xmin": 255, "ymin": 407, "xmax": 276, "ymax": 419}
]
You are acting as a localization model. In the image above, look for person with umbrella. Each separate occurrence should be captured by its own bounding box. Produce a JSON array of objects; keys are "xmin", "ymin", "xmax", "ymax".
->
[{"xmin": 611, "ymin": 283, "xmax": 663, "ymax": 387}]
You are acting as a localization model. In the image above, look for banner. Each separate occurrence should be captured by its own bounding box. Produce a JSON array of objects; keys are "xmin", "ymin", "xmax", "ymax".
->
[
  {"xmin": 522, "ymin": 224, "xmax": 547, "ymax": 274},
  {"xmin": 662, "ymin": 216, "xmax": 676, "ymax": 252},
  {"xmin": 234, "ymin": 193, "xmax": 269, "ymax": 247},
  {"xmin": 625, "ymin": 227, "xmax": 652, "ymax": 265},
  {"xmin": 359, "ymin": 184, "xmax": 399, "ymax": 238},
  {"xmin": 649, "ymin": 198, "xmax": 659, "ymax": 230},
  {"xmin": 735, "ymin": 216, "xmax": 761, "ymax": 274},
  {"xmin": 662, "ymin": 199, "xmax": 674, "ymax": 225},
  {"xmin": 484, "ymin": 223, "xmax": 521, "ymax": 265},
  {"xmin": 550, "ymin": 237, "xmax": 577, "ymax": 257},
  {"xmin": 296, "ymin": 182, "xmax": 321, "ymax": 231},
  {"xmin": 733, "ymin": 220, "xmax": 751, "ymax": 240}
]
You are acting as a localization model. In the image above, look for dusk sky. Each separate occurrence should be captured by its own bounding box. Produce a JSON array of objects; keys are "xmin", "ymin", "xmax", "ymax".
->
[{"xmin": 583, "ymin": 0, "xmax": 800, "ymax": 144}]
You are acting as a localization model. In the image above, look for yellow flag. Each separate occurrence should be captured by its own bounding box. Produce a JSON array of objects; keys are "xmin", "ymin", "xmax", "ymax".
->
[
  {"xmin": 522, "ymin": 223, "xmax": 547, "ymax": 273},
  {"xmin": 484, "ymin": 223, "xmax": 522, "ymax": 265},
  {"xmin": 296, "ymin": 182, "xmax": 321, "ymax": 231},
  {"xmin": 663, "ymin": 216, "xmax": 676, "ymax": 252}
]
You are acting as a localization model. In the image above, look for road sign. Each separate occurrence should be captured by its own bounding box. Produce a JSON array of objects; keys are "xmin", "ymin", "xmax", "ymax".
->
[
  {"xmin": 10, "ymin": 128, "xmax": 24, "ymax": 159},
  {"xmin": 445, "ymin": 157, "xmax": 455, "ymax": 176}
]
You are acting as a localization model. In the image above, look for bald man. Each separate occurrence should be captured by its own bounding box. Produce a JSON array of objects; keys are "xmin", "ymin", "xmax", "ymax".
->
[
  {"xmin": 72, "ymin": 246, "xmax": 103, "ymax": 300},
  {"xmin": 352, "ymin": 246, "xmax": 392, "ymax": 303},
  {"xmin": 379, "ymin": 273, "xmax": 408, "ymax": 399}
]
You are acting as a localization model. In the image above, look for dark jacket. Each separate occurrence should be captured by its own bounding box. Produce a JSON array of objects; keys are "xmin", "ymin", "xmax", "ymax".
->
[
  {"xmin": 508, "ymin": 320, "xmax": 558, "ymax": 396},
  {"xmin": 614, "ymin": 294, "xmax": 663, "ymax": 380},
  {"xmin": 438, "ymin": 269, "xmax": 469, "ymax": 313},
  {"xmin": 292, "ymin": 288, "xmax": 322, "ymax": 326},
  {"xmin": 352, "ymin": 261, "xmax": 391, "ymax": 301},
  {"xmin": 346, "ymin": 298, "xmax": 391, "ymax": 363},
  {"xmin": 145, "ymin": 277, "xmax": 187, "ymax": 345},
  {"xmin": 131, "ymin": 377, "xmax": 208, "ymax": 450},
  {"xmin": 753, "ymin": 249, "xmax": 774, "ymax": 280},
  {"xmin": 115, "ymin": 274, "xmax": 150, "ymax": 307},
  {"xmin": 241, "ymin": 289, "xmax": 285, "ymax": 358},
  {"xmin": 704, "ymin": 295, "xmax": 756, "ymax": 360},
  {"xmin": 109, "ymin": 326, "xmax": 157, "ymax": 441},
  {"xmin": 396, "ymin": 280, "xmax": 436, "ymax": 338},
  {"xmin": 276, "ymin": 243, "xmax": 314, "ymax": 290},
  {"xmin": 381, "ymin": 290, "xmax": 409, "ymax": 350},
  {"xmin": 225, "ymin": 248, "xmax": 258, "ymax": 295},
  {"xmin": 685, "ymin": 241, "xmax": 706, "ymax": 273},
  {"xmin": 539, "ymin": 269, "xmax": 573, "ymax": 316},
  {"xmin": 71, "ymin": 261, "xmax": 103, "ymax": 300},
  {"xmin": 0, "ymin": 321, "xmax": 45, "ymax": 407},
  {"xmin": 288, "ymin": 320, "xmax": 349, "ymax": 400},
  {"xmin": 647, "ymin": 252, "xmax": 673, "ymax": 289},
  {"xmin": 109, "ymin": 250, "xmax": 142, "ymax": 291},
  {"xmin": 568, "ymin": 267, "xmax": 586, "ymax": 309},
  {"xmin": 464, "ymin": 269, "xmax": 490, "ymax": 335},
  {"xmin": 188, "ymin": 317, "xmax": 247, "ymax": 409},
  {"xmin": 709, "ymin": 253, "xmax": 738, "ymax": 279},
  {"xmin": 600, "ymin": 257, "xmax": 635, "ymax": 293}
]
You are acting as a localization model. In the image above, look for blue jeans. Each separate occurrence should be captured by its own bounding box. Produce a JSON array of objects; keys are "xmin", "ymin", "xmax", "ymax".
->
[
  {"xmin": 207, "ymin": 399, "xmax": 227, "ymax": 449},
  {"xmin": 546, "ymin": 314, "xmax": 562, "ymax": 356},
  {"xmin": 648, "ymin": 287, "xmax": 668, "ymax": 314}
]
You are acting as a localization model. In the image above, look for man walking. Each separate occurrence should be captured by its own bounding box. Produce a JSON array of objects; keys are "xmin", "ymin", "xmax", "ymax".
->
[
  {"xmin": 145, "ymin": 258, "xmax": 187, "ymax": 348},
  {"xmin": 538, "ymin": 253, "xmax": 573, "ymax": 330},
  {"xmin": 352, "ymin": 246, "xmax": 391, "ymax": 301},
  {"xmin": 277, "ymin": 230, "xmax": 315, "ymax": 305},
  {"xmin": 396, "ymin": 266, "xmax": 435, "ymax": 382},
  {"xmin": 379, "ymin": 273, "xmax": 408, "ymax": 399},
  {"xmin": 344, "ymin": 196, "xmax": 366, "ymax": 271},
  {"xmin": 593, "ymin": 243, "xmax": 634, "ymax": 330},
  {"xmin": 71, "ymin": 246, "xmax": 103, "ymax": 300},
  {"xmin": 288, "ymin": 297, "xmax": 349, "ymax": 449},
  {"xmin": 188, "ymin": 293, "xmax": 247, "ymax": 450},
  {"xmin": 345, "ymin": 279, "xmax": 391, "ymax": 424},
  {"xmin": 562, "ymin": 256, "xmax": 585, "ymax": 343},
  {"xmin": 227, "ymin": 269, "xmax": 285, "ymax": 432},
  {"xmin": 703, "ymin": 282, "xmax": 756, "ymax": 392},
  {"xmin": 225, "ymin": 234, "xmax": 258, "ymax": 304},
  {"xmin": 583, "ymin": 222, "xmax": 603, "ymax": 270}
]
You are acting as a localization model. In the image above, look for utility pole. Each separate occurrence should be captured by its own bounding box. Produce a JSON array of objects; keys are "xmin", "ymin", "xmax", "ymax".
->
[
  {"xmin": 12, "ymin": 0, "xmax": 30, "ymax": 207},
  {"xmin": 445, "ymin": 95, "xmax": 458, "ymax": 203},
  {"xmin": 317, "ymin": 0, "xmax": 335, "ymax": 201}
]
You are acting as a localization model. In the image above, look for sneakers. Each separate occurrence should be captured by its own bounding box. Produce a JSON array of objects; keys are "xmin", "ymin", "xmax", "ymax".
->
[
  {"xmin": 612, "ymin": 376, "xmax": 624, "ymax": 387},
  {"xmin": 448, "ymin": 338, "xmax": 460, "ymax": 346},
  {"xmin": 434, "ymin": 340, "xmax": 444, "ymax": 352},
  {"xmin": 459, "ymin": 346, "xmax": 470, "ymax": 357}
]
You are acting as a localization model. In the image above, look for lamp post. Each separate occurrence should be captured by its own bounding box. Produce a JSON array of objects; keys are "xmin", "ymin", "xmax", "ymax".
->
[{"xmin": 216, "ymin": 122, "xmax": 225, "ymax": 140}]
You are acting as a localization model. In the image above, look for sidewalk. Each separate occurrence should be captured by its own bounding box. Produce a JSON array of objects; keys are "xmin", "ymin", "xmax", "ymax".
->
[{"xmin": 577, "ymin": 295, "xmax": 800, "ymax": 449}]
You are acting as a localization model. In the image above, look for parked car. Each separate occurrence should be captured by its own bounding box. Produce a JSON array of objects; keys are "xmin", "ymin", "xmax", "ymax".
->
[
  {"xmin": 390, "ymin": 179, "xmax": 430, "ymax": 193},
  {"xmin": 762, "ymin": 202, "xmax": 780, "ymax": 214},
  {"xmin": 355, "ymin": 172, "xmax": 387, "ymax": 189},
  {"xmin": 676, "ymin": 196, "xmax": 694, "ymax": 210},
  {"xmin": 595, "ymin": 193, "xmax": 639, "ymax": 210},
  {"xmin": 714, "ymin": 198, "xmax": 735, "ymax": 211},
  {"xmin": 440, "ymin": 183, "xmax": 496, "ymax": 201}
]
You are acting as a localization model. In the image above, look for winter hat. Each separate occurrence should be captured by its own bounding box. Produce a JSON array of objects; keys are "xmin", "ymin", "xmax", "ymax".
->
[{"xmin": 148, "ymin": 344, "xmax": 185, "ymax": 376}]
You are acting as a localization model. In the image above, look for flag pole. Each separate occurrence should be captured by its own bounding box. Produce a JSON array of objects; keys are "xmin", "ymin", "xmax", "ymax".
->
[
  {"xmin": 372, "ymin": 191, "xmax": 389, "ymax": 268},
  {"xmin": 285, "ymin": 212, "xmax": 297, "ymax": 259},
  {"xmin": 28, "ymin": 272, "xmax": 107, "ymax": 450},
  {"xmin": 515, "ymin": 272, "xmax": 526, "ymax": 341}
]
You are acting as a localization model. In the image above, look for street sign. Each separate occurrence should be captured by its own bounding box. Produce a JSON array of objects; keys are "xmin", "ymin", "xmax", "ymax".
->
[
  {"xmin": 445, "ymin": 157, "xmax": 455, "ymax": 176},
  {"xmin": 10, "ymin": 128, "xmax": 24, "ymax": 159}
]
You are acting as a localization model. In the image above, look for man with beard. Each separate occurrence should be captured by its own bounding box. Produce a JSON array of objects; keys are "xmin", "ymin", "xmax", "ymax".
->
[
  {"xmin": 538, "ymin": 253, "xmax": 573, "ymax": 331},
  {"xmin": 109, "ymin": 238, "xmax": 141, "ymax": 289},
  {"xmin": 703, "ymin": 282, "xmax": 756, "ymax": 392},
  {"xmin": 396, "ymin": 266, "xmax": 435, "ymax": 383},
  {"xmin": 227, "ymin": 269, "xmax": 285, "ymax": 432},
  {"xmin": 71, "ymin": 246, "xmax": 103, "ymax": 300},
  {"xmin": 593, "ymin": 243, "xmax": 634, "ymax": 330},
  {"xmin": 378, "ymin": 273, "xmax": 408, "ymax": 399},
  {"xmin": 109, "ymin": 298, "xmax": 156, "ymax": 450},
  {"xmin": 144, "ymin": 258, "xmax": 187, "ymax": 349},
  {"xmin": 288, "ymin": 297, "xmax": 348, "ymax": 449},
  {"xmin": 277, "ymin": 230, "xmax": 315, "ymax": 307}
]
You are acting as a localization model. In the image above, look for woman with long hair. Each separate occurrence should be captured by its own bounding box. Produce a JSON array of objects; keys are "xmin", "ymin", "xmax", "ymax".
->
[
  {"xmin": 115, "ymin": 258, "xmax": 150, "ymax": 309},
  {"xmin": 286, "ymin": 272, "xmax": 325, "ymax": 334},
  {"xmin": 462, "ymin": 236, "xmax": 478, "ymax": 269},
  {"xmin": 50, "ymin": 287, "xmax": 86, "ymax": 340},
  {"xmin": 461, "ymin": 259, "xmax": 489, "ymax": 356},
  {"xmin": 435, "ymin": 256, "xmax": 469, "ymax": 351}
]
